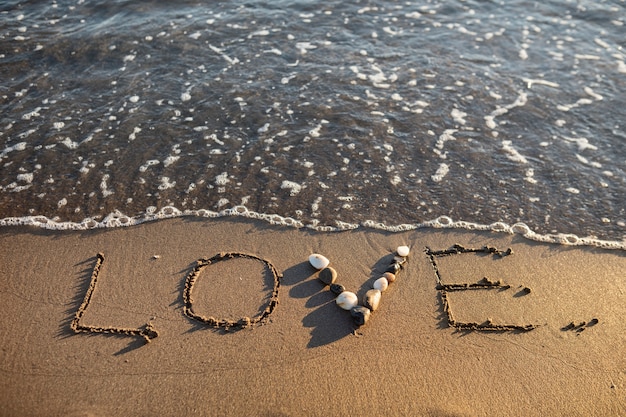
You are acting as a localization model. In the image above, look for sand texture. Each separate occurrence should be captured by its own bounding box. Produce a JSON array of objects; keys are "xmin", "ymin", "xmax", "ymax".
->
[{"xmin": 0, "ymin": 217, "xmax": 625, "ymax": 416}]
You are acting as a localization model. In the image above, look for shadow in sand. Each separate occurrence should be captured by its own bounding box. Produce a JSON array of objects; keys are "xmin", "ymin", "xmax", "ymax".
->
[
  {"xmin": 302, "ymin": 296, "xmax": 355, "ymax": 348},
  {"xmin": 57, "ymin": 255, "xmax": 100, "ymax": 340},
  {"xmin": 355, "ymin": 253, "xmax": 396, "ymax": 301},
  {"xmin": 284, "ymin": 261, "xmax": 317, "ymax": 296},
  {"xmin": 113, "ymin": 338, "xmax": 151, "ymax": 355},
  {"xmin": 283, "ymin": 260, "xmax": 355, "ymax": 348}
]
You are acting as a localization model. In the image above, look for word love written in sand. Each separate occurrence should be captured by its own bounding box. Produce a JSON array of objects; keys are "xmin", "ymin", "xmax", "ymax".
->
[{"xmin": 71, "ymin": 244, "xmax": 549, "ymax": 344}]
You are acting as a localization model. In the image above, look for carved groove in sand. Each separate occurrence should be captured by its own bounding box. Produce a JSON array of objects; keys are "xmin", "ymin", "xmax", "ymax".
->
[
  {"xmin": 427, "ymin": 244, "xmax": 537, "ymax": 332},
  {"xmin": 182, "ymin": 252, "xmax": 282, "ymax": 331},
  {"xmin": 71, "ymin": 253, "xmax": 159, "ymax": 343}
]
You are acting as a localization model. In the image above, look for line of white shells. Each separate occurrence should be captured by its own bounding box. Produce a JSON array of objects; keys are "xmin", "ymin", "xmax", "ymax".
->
[{"xmin": 309, "ymin": 245, "xmax": 410, "ymax": 311}]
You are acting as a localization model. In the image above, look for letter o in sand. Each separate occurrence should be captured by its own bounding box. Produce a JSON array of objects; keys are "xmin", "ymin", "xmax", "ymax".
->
[{"xmin": 182, "ymin": 252, "xmax": 282, "ymax": 331}]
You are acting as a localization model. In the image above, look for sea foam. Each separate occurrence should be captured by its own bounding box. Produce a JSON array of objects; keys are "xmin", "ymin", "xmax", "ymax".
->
[{"xmin": 1, "ymin": 205, "xmax": 624, "ymax": 251}]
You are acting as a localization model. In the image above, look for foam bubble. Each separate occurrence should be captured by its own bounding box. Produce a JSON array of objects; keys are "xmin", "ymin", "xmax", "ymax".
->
[
  {"xmin": 431, "ymin": 163, "xmax": 449, "ymax": 182},
  {"xmin": 502, "ymin": 141, "xmax": 528, "ymax": 164},
  {"xmin": 511, "ymin": 223, "xmax": 531, "ymax": 235},
  {"xmin": 163, "ymin": 155, "xmax": 180, "ymax": 167},
  {"xmin": 435, "ymin": 216, "xmax": 453, "ymax": 227},
  {"xmin": 490, "ymin": 222, "xmax": 509, "ymax": 232},
  {"xmin": 215, "ymin": 172, "xmax": 230, "ymax": 185},
  {"xmin": 17, "ymin": 173, "xmax": 34, "ymax": 183},
  {"xmin": 281, "ymin": 180, "xmax": 302, "ymax": 196},
  {"xmin": 451, "ymin": 108, "xmax": 467, "ymax": 125},
  {"xmin": 157, "ymin": 206, "xmax": 181, "ymax": 218},
  {"xmin": 155, "ymin": 176, "xmax": 174, "ymax": 190}
]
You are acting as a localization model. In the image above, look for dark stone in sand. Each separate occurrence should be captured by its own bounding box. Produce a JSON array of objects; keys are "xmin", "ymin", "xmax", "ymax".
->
[
  {"xmin": 318, "ymin": 267, "xmax": 337, "ymax": 285},
  {"xmin": 386, "ymin": 262, "xmax": 401, "ymax": 274},
  {"xmin": 351, "ymin": 306, "xmax": 371, "ymax": 326},
  {"xmin": 330, "ymin": 283, "xmax": 345, "ymax": 295}
]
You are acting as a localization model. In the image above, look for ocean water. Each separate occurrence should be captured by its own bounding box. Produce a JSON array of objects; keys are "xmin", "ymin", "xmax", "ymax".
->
[{"xmin": 1, "ymin": 0, "xmax": 624, "ymax": 249}]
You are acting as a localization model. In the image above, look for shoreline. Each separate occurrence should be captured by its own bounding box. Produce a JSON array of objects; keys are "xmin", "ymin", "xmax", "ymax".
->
[
  {"xmin": 1, "ymin": 217, "xmax": 624, "ymax": 416},
  {"xmin": 2, "ymin": 207, "xmax": 625, "ymax": 251}
]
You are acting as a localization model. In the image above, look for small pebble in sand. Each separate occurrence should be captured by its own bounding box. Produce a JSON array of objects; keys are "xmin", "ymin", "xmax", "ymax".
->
[
  {"xmin": 383, "ymin": 271, "xmax": 396, "ymax": 283},
  {"xmin": 386, "ymin": 262, "xmax": 401, "ymax": 274},
  {"xmin": 336, "ymin": 291, "xmax": 358, "ymax": 310},
  {"xmin": 309, "ymin": 253, "xmax": 330, "ymax": 270},
  {"xmin": 373, "ymin": 277, "xmax": 389, "ymax": 292},
  {"xmin": 330, "ymin": 283, "xmax": 345, "ymax": 295},
  {"xmin": 397, "ymin": 245, "xmax": 410, "ymax": 257},
  {"xmin": 351, "ymin": 306, "xmax": 371, "ymax": 326},
  {"xmin": 364, "ymin": 289, "xmax": 382, "ymax": 311},
  {"xmin": 393, "ymin": 255, "xmax": 407, "ymax": 265},
  {"xmin": 318, "ymin": 267, "xmax": 337, "ymax": 285}
]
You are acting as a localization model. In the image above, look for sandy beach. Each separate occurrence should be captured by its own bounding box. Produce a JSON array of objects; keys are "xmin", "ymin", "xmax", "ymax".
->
[{"xmin": 0, "ymin": 217, "xmax": 624, "ymax": 416}]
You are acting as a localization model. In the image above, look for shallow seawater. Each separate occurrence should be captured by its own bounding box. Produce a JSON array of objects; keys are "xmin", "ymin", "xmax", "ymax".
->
[{"xmin": 0, "ymin": 0, "xmax": 625, "ymax": 246}]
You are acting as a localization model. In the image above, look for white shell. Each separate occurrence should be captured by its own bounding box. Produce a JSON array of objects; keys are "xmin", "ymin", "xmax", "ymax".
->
[
  {"xmin": 397, "ymin": 245, "xmax": 410, "ymax": 257},
  {"xmin": 336, "ymin": 291, "xmax": 358, "ymax": 310},
  {"xmin": 308, "ymin": 253, "xmax": 330, "ymax": 270},
  {"xmin": 373, "ymin": 277, "xmax": 389, "ymax": 292}
]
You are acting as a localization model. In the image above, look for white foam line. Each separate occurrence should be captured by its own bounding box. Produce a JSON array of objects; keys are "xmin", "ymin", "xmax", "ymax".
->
[
  {"xmin": 556, "ymin": 87, "xmax": 602, "ymax": 112},
  {"xmin": 209, "ymin": 44, "xmax": 239, "ymax": 65},
  {"xmin": 295, "ymin": 42, "xmax": 316, "ymax": 54},
  {"xmin": 502, "ymin": 140, "xmax": 528, "ymax": 164},
  {"xmin": 523, "ymin": 78, "xmax": 560, "ymax": 89},
  {"xmin": 574, "ymin": 54, "xmax": 600, "ymax": 60},
  {"xmin": 584, "ymin": 86, "xmax": 603, "ymax": 101},
  {"xmin": 0, "ymin": 142, "xmax": 27, "ymax": 159},
  {"xmin": 594, "ymin": 38, "xmax": 611, "ymax": 50},
  {"xmin": 433, "ymin": 129, "xmax": 457, "ymax": 159},
  {"xmin": 1, "ymin": 209, "xmax": 623, "ymax": 250},
  {"xmin": 431, "ymin": 163, "xmax": 450, "ymax": 182},
  {"xmin": 557, "ymin": 99, "xmax": 592, "ymax": 112},
  {"xmin": 484, "ymin": 91, "xmax": 527, "ymax": 129},
  {"xmin": 563, "ymin": 136, "xmax": 597, "ymax": 152}
]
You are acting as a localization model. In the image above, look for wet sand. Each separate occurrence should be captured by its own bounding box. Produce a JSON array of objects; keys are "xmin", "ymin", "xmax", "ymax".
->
[{"xmin": 0, "ymin": 217, "xmax": 624, "ymax": 417}]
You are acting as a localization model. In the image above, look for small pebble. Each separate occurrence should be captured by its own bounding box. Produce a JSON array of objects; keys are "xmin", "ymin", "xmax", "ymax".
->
[
  {"xmin": 383, "ymin": 271, "xmax": 396, "ymax": 283},
  {"xmin": 309, "ymin": 253, "xmax": 330, "ymax": 270},
  {"xmin": 397, "ymin": 245, "xmax": 410, "ymax": 257},
  {"xmin": 351, "ymin": 306, "xmax": 371, "ymax": 326},
  {"xmin": 330, "ymin": 283, "xmax": 346, "ymax": 295},
  {"xmin": 386, "ymin": 262, "xmax": 401, "ymax": 274},
  {"xmin": 373, "ymin": 277, "xmax": 389, "ymax": 292},
  {"xmin": 393, "ymin": 256, "xmax": 407, "ymax": 265},
  {"xmin": 318, "ymin": 267, "xmax": 337, "ymax": 285},
  {"xmin": 336, "ymin": 291, "xmax": 358, "ymax": 310},
  {"xmin": 364, "ymin": 289, "xmax": 381, "ymax": 311}
]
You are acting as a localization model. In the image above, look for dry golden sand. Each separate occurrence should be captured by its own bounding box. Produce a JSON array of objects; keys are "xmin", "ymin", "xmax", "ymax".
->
[{"xmin": 0, "ymin": 217, "xmax": 625, "ymax": 417}]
